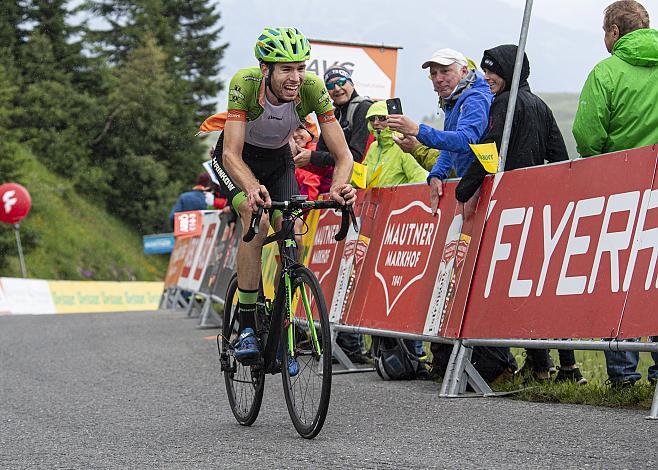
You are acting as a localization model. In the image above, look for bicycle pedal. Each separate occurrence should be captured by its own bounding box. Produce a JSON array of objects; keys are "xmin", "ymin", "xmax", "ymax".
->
[{"xmin": 237, "ymin": 354, "xmax": 263, "ymax": 367}]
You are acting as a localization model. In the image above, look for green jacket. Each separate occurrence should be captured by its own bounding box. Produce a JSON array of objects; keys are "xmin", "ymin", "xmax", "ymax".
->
[
  {"xmin": 363, "ymin": 101, "xmax": 438, "ymax": 187},
  {"xmin": 572, "ymin": 29, "xmax": 658, "ymax": 157}
]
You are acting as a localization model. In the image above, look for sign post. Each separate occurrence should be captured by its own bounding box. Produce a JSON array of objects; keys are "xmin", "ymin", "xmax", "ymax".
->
[
  {"xmin": 0, "ymin": 183, "xmax": 32, "ymax": 277},
  {"xmin": 13, "ymin": 224, "xmax": 27, "ymax": 277}
]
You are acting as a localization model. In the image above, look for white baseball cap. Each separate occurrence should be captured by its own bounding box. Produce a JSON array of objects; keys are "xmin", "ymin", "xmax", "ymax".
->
[{"xmin": 421, "ymin": 48, "xmax": 468, "ymax": 69}]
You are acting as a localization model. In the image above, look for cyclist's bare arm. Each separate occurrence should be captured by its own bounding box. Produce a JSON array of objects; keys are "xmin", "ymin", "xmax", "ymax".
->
[
  {"xmin": 223, "ymin": 120, "xmax": 271, "ymax": 211},
  {"xmin": 318, "ymin": 118, "xmax": 356, "ymax": 206}
]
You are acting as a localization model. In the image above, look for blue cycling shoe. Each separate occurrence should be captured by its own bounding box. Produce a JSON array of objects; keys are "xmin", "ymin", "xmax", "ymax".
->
[
  {"xmin": 234, "ymin": 328, "xmax": 260, "ymax": 364},
  {"xmin": 287, "ymin": 355, "xmax": 299, "ymax": 377},
  {"xmin": 276, "ymin": 344, "xmax": 299, "ymax": 376}
]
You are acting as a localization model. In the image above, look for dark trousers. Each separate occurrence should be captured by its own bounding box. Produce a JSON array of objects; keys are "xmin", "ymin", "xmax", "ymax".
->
[{"xmin": 336, "ymin": 332, "xmax": 362, "ymax": 356}]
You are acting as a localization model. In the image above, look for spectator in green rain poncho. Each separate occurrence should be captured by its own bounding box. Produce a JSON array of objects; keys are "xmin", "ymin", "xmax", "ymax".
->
[{"xmin": 360, "ymin": 100, "xmax": 438, "ymax": 188}]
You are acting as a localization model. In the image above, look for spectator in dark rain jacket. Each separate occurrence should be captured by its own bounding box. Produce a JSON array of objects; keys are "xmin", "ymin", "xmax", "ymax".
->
[
  {"xmin": 456, "ymin": 45, "xmax": 586, "ymax": 384},
  {"xmin": 455, "ymin": 44, "xmax": 569, "ymax": 203}
]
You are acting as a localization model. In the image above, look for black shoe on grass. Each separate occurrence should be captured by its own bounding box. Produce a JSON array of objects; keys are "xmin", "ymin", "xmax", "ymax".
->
[
  {"xmin": 607, "ymin": 379, "xmax": 636, "ymax": 389},
  {"xmin": 555, "ymin": 367, "xmax": 588, "ymax": 385}
]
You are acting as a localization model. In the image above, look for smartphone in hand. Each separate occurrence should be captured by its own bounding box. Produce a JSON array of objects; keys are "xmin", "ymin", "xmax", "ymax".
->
[{"xmin": 386, "ymin": 97, "xmax": 403, "ymax": 115}]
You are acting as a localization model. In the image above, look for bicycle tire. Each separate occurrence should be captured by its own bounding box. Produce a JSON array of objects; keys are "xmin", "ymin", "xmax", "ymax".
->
[
  {"xmin": 222, "ymin": 273, "xmax": 265, "ymax": 426},
  {"xmin": 281, "ymin": 266, "xmax": 332, "ymax": 439}
]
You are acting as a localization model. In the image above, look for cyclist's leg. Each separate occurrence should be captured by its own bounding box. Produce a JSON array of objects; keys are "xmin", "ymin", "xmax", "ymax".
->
[
  {"xmin": 265, "ymin": 149, "xmax": 300, "ymax": 232},
  {"xmin": 260, "ymin": 149, "xmax": 300, "ymax": 375},
  {"xmin": 263, "ymin": 151, "xmax": 301, "ymax": 286},
  {"xmin": 212, "ymin": 137, "xmax": 272, "ymax": 362},
  {"xmin": 294, "ymin": 217, "xmax": 305, "ymax": 263}
]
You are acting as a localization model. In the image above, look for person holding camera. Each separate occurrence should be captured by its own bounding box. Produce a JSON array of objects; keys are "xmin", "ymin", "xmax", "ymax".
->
[
  {"xmin": 385, "ymin": 48, "xmax": 493, "ymax": 216},
  {"xmin": 362, "ymin": 100, "xmax": 437, "ymax": 186},
  {"xmin": 385, "ymin": 48, "xmax": 494, "ymax": 380}
]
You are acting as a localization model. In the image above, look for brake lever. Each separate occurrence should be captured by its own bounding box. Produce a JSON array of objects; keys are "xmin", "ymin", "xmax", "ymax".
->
[
  {"xmin": 243, "ymin": 206, "xmax": 264, "ymax": 242},
  {"xmin": 334, "ymin": 205, "xmax": 357, "ymax": 242},
  {"xmin": 349, "ymin": 206, "xmax": 359, "ymax": 231}
]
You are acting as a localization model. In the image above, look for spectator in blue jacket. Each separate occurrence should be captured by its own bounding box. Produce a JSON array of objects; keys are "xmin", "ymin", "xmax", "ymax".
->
[
  {"xmin": 168, "ymin": 172, "xmax": 211, "ymax": 229},
  {"xmin": 386, "ymin": 48, "xmax": 493, "ymax": 381},
  {"xmin": 386, "ymin": 48, "xmax": 493, "ymax": 215}
]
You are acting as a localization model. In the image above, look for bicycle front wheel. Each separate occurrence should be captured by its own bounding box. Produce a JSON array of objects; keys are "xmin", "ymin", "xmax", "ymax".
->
[
  {"xmin": 281, "ymin": 266, "xmax": 332, "ymax": 439},
  {"xmin": 222, "ymin": 274, "xmax": 265, "ymax": 426}
]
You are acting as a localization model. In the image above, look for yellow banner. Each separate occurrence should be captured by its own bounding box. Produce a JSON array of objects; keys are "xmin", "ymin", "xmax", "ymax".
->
[
  {"xmin": 48, "ymin": 281, "xmax": 164, "ymax": 314},
  {"xmin": 260, "ymin": 209, "xmax": 321, "ymax": 301},
  {"xmin": 368, "ymin": 165, "xmax": 382, "ymax": 188},
  {"xmin": 301, "ymin": 208, "xmax": 321, "ymax": 265},
  {"xmin": 352, "ymin": 161, "xmax": 367, "ymax": 189},
  {"xmin": 469, "ymin": 142, "xmax": 499, "ymax": 173},
  {"xmin": 260, "ymin": 228, "xmax": 279, "ymax": 300}
]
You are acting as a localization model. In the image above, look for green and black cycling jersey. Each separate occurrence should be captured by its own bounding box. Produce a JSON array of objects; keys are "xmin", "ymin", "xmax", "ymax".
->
[
  {"xmin": 211, "ymin": 67, "xmax": 335, "ymax": 213},
  {"xmin": 224, "ymin": 67, "xmax": 335, "ymax": 149}
]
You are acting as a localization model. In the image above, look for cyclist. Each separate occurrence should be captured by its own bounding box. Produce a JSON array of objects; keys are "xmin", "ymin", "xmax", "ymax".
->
[{"xmin": 211, "ymin": 27, "xmax": 356, "ymax": 367}]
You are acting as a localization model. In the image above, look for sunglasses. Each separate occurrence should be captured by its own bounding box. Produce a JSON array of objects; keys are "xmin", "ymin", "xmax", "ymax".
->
[
  {"xmin": 368, "ymin": 115, "xmax": 387, "ymax": 123},
  {"xmin": 326, "ymin": 77, "xmax": 349, "ymax": 90}
]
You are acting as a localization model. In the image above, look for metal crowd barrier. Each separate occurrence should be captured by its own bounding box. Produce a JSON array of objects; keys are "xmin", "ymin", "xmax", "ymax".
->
[{"xmin": 160, "ymin": 145, "xmax": 658, "ymax": 420}]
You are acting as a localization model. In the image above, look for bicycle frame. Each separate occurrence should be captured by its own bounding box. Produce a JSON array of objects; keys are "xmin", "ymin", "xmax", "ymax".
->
[
  {"xmin": 221, "ymin": 196, "xmax": 356, "ymax": 438},
  {"xmin": 237, "ymin": 197, "xmax": 356, "ymax": 374},
  {"xmin": 257, "ymin": 209, "xmax": 320, "ymax": 374}
]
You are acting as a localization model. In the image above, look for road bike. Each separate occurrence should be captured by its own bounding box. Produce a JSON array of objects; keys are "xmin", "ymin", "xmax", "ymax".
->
[{"xmin": 218, "ymin": 196, "xmax": 357, "ymax": 439}]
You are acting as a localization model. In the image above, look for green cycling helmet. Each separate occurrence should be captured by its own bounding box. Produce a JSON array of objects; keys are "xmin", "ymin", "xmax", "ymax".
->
[{"xmin": 255, "ymin": 27, "xmax": 311, "ymax": 63}]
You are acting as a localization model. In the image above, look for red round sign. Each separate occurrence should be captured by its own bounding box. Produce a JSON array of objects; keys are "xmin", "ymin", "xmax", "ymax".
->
[{"xmin": 0, "ymin": 183, "xmax": 32, "ymax": 224}]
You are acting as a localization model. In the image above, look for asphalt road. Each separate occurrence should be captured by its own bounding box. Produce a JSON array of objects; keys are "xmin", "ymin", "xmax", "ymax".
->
[{"xmin": 1, "ymin": 310, "xmax": 657, "ymax": 469}]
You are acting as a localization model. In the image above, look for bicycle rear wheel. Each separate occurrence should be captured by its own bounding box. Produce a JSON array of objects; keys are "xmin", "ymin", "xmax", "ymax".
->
[
  {"xmin": 281, "ymin": 266, "xmax": 332, "ymax": 439},
  {"xmin": 221, "ymin": 274, "xmax": 264, "ymax": 426}
]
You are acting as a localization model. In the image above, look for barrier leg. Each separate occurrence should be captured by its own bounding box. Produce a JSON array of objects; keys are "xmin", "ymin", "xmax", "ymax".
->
[
  {"xmin": 158, "ymin": 288, "xmax": 172, "ymax": 310},
  {"xmin": 197, "ymin": 297, "xmax": 222, "ymax": 329},
  {"xmin": 173, "ymin": 289, "xmax": 188, "ymax": 311},
  {"xmin": 647, "ymin": 381, "xmax": 658, "ymax": 420},
  {"xmin": 439, "ymin": 341, "xmax": 462, "ymax": 397},
  {"xmin": 331, "ymin": 326, "xmax": 375, "ymax": 375},
  {"xmin": 185, "ymin": 292, "xmax": 199, "ymax": 318},
  {"xmin": 169, "ymin": 288, "xmax": 179, "ymax": 309},
  {"xmin": 439, "ymin": 340, "xmax": 493, "ymax": 397},
  {"xmin": 463, "ymin": 360, "xmax": 494, "ymax": 395}
]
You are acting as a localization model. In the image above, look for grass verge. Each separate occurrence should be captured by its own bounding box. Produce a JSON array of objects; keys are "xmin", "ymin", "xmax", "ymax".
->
[
  {"xmin": 2, "ymin": 148, "xmax": 168, "ymax": 280},
  {"xmin": 419, "ymin": 343, "xmax": 657, "ymax": 409},
  {"xmin": 497, "ymin": 348, "xmax": 656, "ymax": 409},
  {"xmin": 494, "ymin": 378, "xmax": 655, "ymax": 410}
]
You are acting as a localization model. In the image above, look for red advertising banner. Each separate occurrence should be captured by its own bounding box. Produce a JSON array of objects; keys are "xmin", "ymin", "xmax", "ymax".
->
[
  {"xmin": 330, "ymin": 190, "xmax": 380, "ymax": 325},
  {"xmin": 211, "ymin": 222, "xmax": 241, "ymax": 304},
  {"xmin": 178, "ymin": 236, "xmax": 201, "ymax": 289},
  {"xmin": 161, "ymin": 145, "xmax": 658, "ymax": 342},
  {"xmin": 437, "ymin": 177, "xmax": 494, "ymax": 338},
  {"xmin": 164, "ymin": 237, "xmax": 194, "ymax": 289},
  {"xmin": 616, "ymin": 146, "xmax": 658, "ymax": 338},
  {"xmin": 343, "ymin": 184, "xmax": 454, "ymax": 334},
  {"xmin": 301, "ymin": 207, "xmax": 346, "ymax": 322},
  {"xmin": 177, "ymin": 211, "xmax": 220, "ymax": 292},
  {"xmin": 461, "ymin": 148, "xmax": 658, "ymax": 339},
  {"xmin": 193, "ymin": 220, "xmax": 219, "ymax": 283},
  {"xmin": 174, "ymin": 211, "xmax": 203, "ymax": 238}
]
